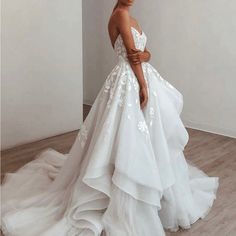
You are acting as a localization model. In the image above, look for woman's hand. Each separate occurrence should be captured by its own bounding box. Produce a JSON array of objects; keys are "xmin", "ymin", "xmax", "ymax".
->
[
  {"xmin": 139, "ymin": 83, "xmax": 148, "ymax": 109},
  {"xmin": 127, "ymin": 49, "xmax": 142, "ymax": 64},
  {"xmin": 127, "ymin": 48, "xmax": 151, "ymax": 65}
]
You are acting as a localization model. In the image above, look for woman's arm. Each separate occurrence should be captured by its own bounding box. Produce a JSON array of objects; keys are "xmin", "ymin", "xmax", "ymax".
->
[
  {"xmin": 115, "ymin": 9, "xmax": 148, "ymax": 109},
  {"xmin": 127, "ymin": 47, "xmax": 151, "ymax": 65}
]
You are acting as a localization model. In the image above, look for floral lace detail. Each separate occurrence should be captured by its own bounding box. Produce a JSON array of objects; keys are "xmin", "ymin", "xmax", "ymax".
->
[
  {"xmin": 105, "ymin": 71, "xmax": 126, "ymax": 109},
  {"xmin": 130, "ymin": 27, "xmax": 147, "ymax": 51},
  {"xmin": 114, "ymin": 35, "xmax": 128, "ymax": 61},
  {"xmin": 101, "ymin": 27, "xmax": 148, "ymax": 110},
  {"xmin": 149, "ymin": 107, "xmax": 155, "ymax": 127},
  {"xmin": 105, "ymin": 27, "xmax": 164, "ymax": 134},
  {"xmin": 114, "ymin": 27, "xmax": 147, "ymax": 60},
  {"xmin": 103, "ymin": 63, "xmax": 140, "ymax": 109},
  {"xmin": 154, "ymin": 91, "xmax": 158, "ymax": 97},
  {"xmin": 149, "ymin": 107, "xmax": 155, "ymax": 118},
  {"xmin": 138, "ymin": 121, "xmax": 149, "ymax": 134},
  {"xmin": 78, "ymin": 124, "xmax": 88, "ymax": 148},
  {"xmin": 104, "ymin": 66, "xmax": 120, "ymax": 93}
]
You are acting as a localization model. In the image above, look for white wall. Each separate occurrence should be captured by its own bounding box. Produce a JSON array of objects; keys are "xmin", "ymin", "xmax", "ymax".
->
[
  {"xmin": 82, "ymin": 0, "xmax": 104, "ymax": 104},
  {"xmin": 1, "ymin": 0, "xmax": 83, "ymax": 149},
  {"xmin": 133, "ymin": 0, "xmax": 236, "ymax": 138},
  {"xmin": 82, "ymin": 0, "xmax": 117, "ymax": 106},
  {"xmin": 83, "ymin": 0, "xmax": 236, "ymax": 138}
]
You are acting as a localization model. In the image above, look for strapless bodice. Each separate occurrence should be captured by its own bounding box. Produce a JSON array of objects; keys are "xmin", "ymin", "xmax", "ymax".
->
[{"xmin": 114, "ymin": 27, "xmax": 147, "ymax": 61}]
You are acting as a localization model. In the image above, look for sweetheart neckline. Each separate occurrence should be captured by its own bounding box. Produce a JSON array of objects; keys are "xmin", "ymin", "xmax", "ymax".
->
[
  {"xmin": 131, "ymin": 26, "xmax": 143, "ymax": 36},
  {"xmin": 112, "ymin": 27, "xmax": 145, "ymax": 49}
]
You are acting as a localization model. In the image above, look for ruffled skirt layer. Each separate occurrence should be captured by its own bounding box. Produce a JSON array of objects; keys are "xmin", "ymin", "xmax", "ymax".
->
[{"xmin": 1, "ymin": 61, "xmax": 219, "ymax": 235}]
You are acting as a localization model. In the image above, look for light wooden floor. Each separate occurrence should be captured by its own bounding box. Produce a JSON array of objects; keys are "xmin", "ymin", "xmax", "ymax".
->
[{"xmin": 1, "ymin": 105, "xmax": 236, "ymax": 236}]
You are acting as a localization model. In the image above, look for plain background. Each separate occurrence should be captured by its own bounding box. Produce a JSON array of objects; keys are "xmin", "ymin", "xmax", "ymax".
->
[
  {"xmin": 2, "ymin": 0, "xmax": 83, "ymax": 149},
  {"xmin": 83, "ymin": 0, "xmax": 236, "ymax": 138}
]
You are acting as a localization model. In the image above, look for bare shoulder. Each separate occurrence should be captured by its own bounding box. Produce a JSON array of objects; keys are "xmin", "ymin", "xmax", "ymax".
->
[
  {"xmin": 112, "ymin": 8, "xmax": 130, "ymax": 24},
  {"xmin": 109, "ymin": 8, "xmax": 130, "ymax": 36}
]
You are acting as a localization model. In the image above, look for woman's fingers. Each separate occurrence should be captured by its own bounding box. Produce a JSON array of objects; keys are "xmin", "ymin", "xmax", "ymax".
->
[
  {"xmin": 139, "ymin": 87, "xmax": 148, "ymax": 109},
  {"xmin": 127, "ymin": 49, "xmax": 142, "ymax": 64},
  {"xmin": 128, "ymin": 53, "xmax": 139, "ymax": 60},
  {"xmin": 141, "ymin": 95, "xmax": 148, "ymax": 109},
  {"xmin": 128, "ymin": 55, "xmax": 141, "ymax": 64}
]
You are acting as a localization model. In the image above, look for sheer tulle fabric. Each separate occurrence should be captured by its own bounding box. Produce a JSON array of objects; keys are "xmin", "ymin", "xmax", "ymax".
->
[{"xmin": 1, "ymin": 27, "xmax": 218, "ymax": 236}]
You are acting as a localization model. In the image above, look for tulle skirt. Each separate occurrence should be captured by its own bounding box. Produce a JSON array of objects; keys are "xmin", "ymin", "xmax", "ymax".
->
[{"xmin": 1, "ymin": 61, "xmax": 219, "ymax": 235}]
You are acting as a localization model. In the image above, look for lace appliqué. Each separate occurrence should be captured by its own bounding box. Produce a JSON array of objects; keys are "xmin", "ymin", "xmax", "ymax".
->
[
  {"xmin": 114, "ymin": 27, "xmax": 147, "ymax": 60},
  {"xmin": 138, "ymin": 121, "xmax": 149, "ymax": 134},
  {"xmin": 103, "ymin": 66, "xmax": 120, "ymax": 108},
  {"xmin": 78, "ymin": 124, "xmax": 88, "ymax": 148},
  {"xmin": 114, "ymin": 35, "xmax": 128, "ymax": 61},
  {"xmin": 152, "ymin": 91, "xmax": 157, "ymax": 97},
  {"xmin": 103, "ymin": 64, "xmax": 140, "ymax": 109},
  {"xmin": 131, "ymin": 27, "xmax": 147, "ymax": 51},
  {"xmin": 149, "ymin": 107, "xmax": 155, "ymax": 127}
]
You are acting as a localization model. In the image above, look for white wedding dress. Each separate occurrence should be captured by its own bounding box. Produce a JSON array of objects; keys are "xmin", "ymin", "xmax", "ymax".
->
[{"xmin": 1, "ymin": 27, "xmax": 219, "ymax": 236}]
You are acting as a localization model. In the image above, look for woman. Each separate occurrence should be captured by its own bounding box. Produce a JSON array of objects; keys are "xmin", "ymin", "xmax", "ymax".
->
[{"xmin": 1, "ymin": 0, "xmax": 219, "ymax": 235}]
